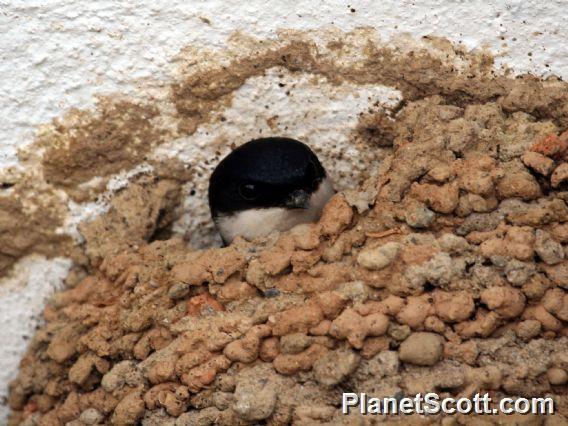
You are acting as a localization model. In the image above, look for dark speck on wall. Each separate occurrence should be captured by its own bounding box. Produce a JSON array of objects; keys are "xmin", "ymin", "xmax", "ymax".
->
[{"xmin": 199, "ymin": 16, "xmax": 211, "ymax": 25}]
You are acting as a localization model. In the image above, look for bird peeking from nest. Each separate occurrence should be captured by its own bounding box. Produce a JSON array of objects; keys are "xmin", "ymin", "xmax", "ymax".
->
[{"xmin": 208, "ymin": 137, "xmax": 335, "ymax": 245}]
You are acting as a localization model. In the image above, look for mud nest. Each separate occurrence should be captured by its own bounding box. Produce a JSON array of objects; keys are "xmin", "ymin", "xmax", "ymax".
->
[{"xmin": 9, "ymin": 93, "xmax": 568, "ymax": 425}]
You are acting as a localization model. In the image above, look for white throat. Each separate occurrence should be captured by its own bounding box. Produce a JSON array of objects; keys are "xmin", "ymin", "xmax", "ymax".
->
[{"xmin": 216, "ymin": 177, "xmax": 335, "ymax": 243}]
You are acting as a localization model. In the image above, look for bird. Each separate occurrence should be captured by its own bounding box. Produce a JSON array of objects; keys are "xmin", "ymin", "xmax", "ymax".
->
[{"xmin": 208, "ymin": 137, "xmax": 335, "ymax": 245}]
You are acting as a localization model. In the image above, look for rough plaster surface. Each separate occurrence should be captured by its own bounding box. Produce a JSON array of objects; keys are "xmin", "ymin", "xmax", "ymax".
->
[
  {"xmin": 0, "ymin": 0, "xmax": 567, "ymax": 421},
  {"xmin": 2, "ymin": 0, "xmax": 568, "ymax": 167},
  {"xmin": 0, "ymin": 257, "xmax": 71, "ymax": 411}
]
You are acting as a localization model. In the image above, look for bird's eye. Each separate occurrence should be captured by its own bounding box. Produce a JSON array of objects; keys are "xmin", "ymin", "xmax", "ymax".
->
[{"xmin": 238, "ymin": 183, "xmax": 259, "ymax": 200}]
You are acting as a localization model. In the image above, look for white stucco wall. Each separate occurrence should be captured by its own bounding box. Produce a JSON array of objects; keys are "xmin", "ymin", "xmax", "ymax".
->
[
  {"xmin": 2, "ymin": 0, "xmax": 568, "ymax": 166},
  {"xmin": 1, "ymin": 0, "xmax": 567, "ymax": 421}
]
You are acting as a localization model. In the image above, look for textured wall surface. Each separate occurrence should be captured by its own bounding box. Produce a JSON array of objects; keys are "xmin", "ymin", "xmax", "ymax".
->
[
  {"xmin": 1, "ymin": 0, "xmax": 567, "ymax": 420},
  {"xmin": 3, "ymin": 0, "xmax": 568, "ymax": 166}
]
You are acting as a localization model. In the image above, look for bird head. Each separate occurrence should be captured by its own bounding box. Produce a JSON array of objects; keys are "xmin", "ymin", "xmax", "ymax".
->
[{"xmin": 208, "ymin": 137, "xmax": 334, "ymax": 244}]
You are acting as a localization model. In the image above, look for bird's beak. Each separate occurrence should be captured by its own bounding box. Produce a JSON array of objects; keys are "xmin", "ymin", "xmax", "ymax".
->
[{"xmin": 285, "ymin": 189, "xmax": 311, "ymax": 209}]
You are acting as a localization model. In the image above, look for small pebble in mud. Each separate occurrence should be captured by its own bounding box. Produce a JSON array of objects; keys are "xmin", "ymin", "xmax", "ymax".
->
[
  {"xmin": 168, "ymin": 282, "xmax": 191, "ymax": 299},
  {"xmin": 263, "ymin": 288, "xmax": 280, "ymax": 298},
  {"xmin": 79, "ymin": 408, "xmax": 104, "ymax": 425},
  {"xmin": 313, "ymin": 348, "xmax": 360, "ymax": 386},
  {"xmin": 398, "ymin": 332, "xmax": 444, "ymax": 366},
  {"xmin": 504, "ymin": 259, "xmax": 535, "ymax": 286},
  {"xmin": 387, "ymin": 322, "xmax": 411, "ymax": 341},
  {"xmin": 535, "ymin": 229, "xmax": 564, "ymax": 265},
  {"xmin": 357, "ymin": 241, "xmax": 401, "ymax": 270},
  {"xmin": 233, "ymin": 368, "xmax": 278, "ymax": 421},
  {"xmin": 547, "ymin": 367, "xmax": 568, "ymax": 385},
  {"xmin": 404, "ymin": 201, "xmax": 435, "ymax": 228}
]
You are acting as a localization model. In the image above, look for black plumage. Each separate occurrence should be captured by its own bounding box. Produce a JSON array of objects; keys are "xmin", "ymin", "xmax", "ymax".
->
[{"xmin": 209, "ymin": 137, "xmax": 326, "ymax": 217}]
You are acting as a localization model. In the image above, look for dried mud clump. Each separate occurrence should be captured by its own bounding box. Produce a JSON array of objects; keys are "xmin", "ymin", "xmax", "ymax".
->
[
  {"xmin": 9, "ymin": 33, "xmax": 568, "ymax": 424},
  {"xmin": 0, "ymin": 180, "xmax": 72, "ymax": 276},
  {"xmin": 39, "ymin": 100, "xmax": 163, "ymax": 197},
  {"xmin": 79, "ymin": 175, "xmax": 184, "ymax": 269}
]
